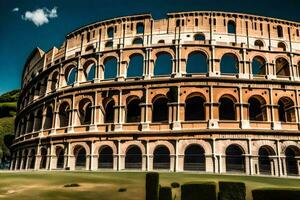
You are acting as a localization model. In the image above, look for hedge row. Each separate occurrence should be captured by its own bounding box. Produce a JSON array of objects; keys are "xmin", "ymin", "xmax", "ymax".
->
[
  {"xmin": 252, "ymin": 188, "xmax": 300, "ymax": 200},
  {"xmin": 219, "ymin": 181, "xmax": 246, "ymax": 200},
  {"xmin": 159, "ymin": 186, "xmax": 172, "ymax": 200},
  {"xmin": 146, "ymin": 172, "xmax": 159, "ymax": 200},
  {"xmin": 181, "ymin": 182, "xmax": 217, "ymax": 200}
]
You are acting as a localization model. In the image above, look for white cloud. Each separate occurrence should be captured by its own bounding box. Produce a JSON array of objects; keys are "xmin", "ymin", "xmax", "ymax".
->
[
  {"xmin": 12, "ymin": 7, "xmax": 19, "ymax": 12},
  {"xmin": 21, "ymin": 7, "xmax": 58, "ymax": 27}
]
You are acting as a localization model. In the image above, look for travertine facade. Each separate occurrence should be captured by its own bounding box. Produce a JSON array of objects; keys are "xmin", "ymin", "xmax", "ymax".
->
[{"xmin": 11, "ymin": 11, "xmax": 300, "ymax": 176}]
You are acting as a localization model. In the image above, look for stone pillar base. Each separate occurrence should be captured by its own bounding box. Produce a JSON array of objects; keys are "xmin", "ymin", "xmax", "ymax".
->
[
  {"xmin": 89, "ymin": 124, "xmax": 98, "ymax": 132},
  {"xmin": 50, "ymin": 128, "xmax": 56, "ymax": 134},
  {"xmin": 238, "ymin": 73, "xmax": 249, "ymax": 79},
  {"xmin": 141, "ymin": 122, "xmax": 150, "ymax": 131},
  {"xmin": 172, "ymin": 121, "xmax": 181, "ymax": 130},
  {"xmin": 208, "ymin": 119, "xmax": 219, "ymax": 129},
  {"xmin": 241, "ymin": 120, "xmax": 250, "ymax": 129},
  {"xmin": 67, "ymin": 126, "xmax": 74, "ymax": 133},
  {"xmin": 272, "ymin": 121, "xmax": 282, "ymax": 130},
  {"xmin": 267, "ymin": 74, "xmax": 276, "ymax": 80},
  {"xmin": 114, "ymin": 123, "xmax": 123, "ymax": 132},
  {"xmin": 208, "ymin": 71, "xmax": 220, "ymax": 77}
]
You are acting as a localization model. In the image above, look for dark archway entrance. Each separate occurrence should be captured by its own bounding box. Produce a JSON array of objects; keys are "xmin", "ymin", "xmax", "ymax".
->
[
  {"xmin": 226, "ymin": 145, "xmax": 245, "ymax": 173},
  {"xmin": 98, "ymin": 146, "xmax": 113, "ymax": 169},
  {"xmin": 125, "ymin": 146, "xmax": 142, "ymax": 169},
  {"xmin": 75, "ymin": 147, "xmax": 86, "ymax": 169},
  {"xmin": 153, "ymin": 146, "xmax": 170, "ymax": 170},
  {"xmin": 184, "ymin": 145, "xmax": 205, "ymax": 171}
]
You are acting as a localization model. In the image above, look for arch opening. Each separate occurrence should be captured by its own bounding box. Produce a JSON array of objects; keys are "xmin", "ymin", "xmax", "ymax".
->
[
  {"xmin": 184, "ymin": 144, "xmax": 205, "ymax": 171},
  {"xmin": 126, "ymin": 98, "xmax": 141, "ymax": 123},
  {"xmin": 75, "ymin": 146, "xmax": 86, "ymax": 169},
  {"xmin": 258, "ymin": 146, "xmax": 273, "ymax": 175},
  {"xmin": 219, "ymin": 96, "xmax": 236, "ymax": 120},
  {"xmin": 275, "ymin": 57, "xmax": 290, "ymax": 77},
  {"xmin": 226, "ymin": 145, "xmax": 245, "ymax": 173},
  {"xmin": 104, "ymin": 57, "xmax": 118, "ymax": 80},
  {"xmin": 127, "ymin": 54, "xmax": 143, "ymax": 78},
  {"xmin": 104, "ymin": 100, "xmax": 115, "ymax": 123},
  {"xmin": 152, "ymin": 97, "xmax": 169, "ymax": 122},
  {"xmin": 56, "ymin": 147, "xmax": 64, "ymax": 169},
  {"xmin": 248, "ymin": 96, "xmax": 267, "ymax": 121},
  {"xmin": 185, "ymin": 96, "xmax": 205, "ymax": 121},
  {"xmin": 252, "ymin": 56, "xmax": 266, "ymax": 76},
  {"xmin": 125, "ymin": 146, "xmax": 142, "ymax": 169},
  {"xmin": 220, "ymin": 53, "xmax": 239, "ymax": 75},
  {"xmin": 186, "ymin": 51, "xmax": 208, "ymax": 74},
  {"xmin": 153, "ymin": 146, "xmax": 170, "ymax": 170},
  {"xmin": 154, "ymin": 52, "xmax": 173, "ymax": 76},
  {"xmin": 98, "ymin": 146, "xmax": 113, "ymax": 169},
  {"xmin": 278, "ymin": 97, "xmax": 295, "ymax": 122},
  {"xmin": 285, "ymin": 146, "xmax": 299, "ymax": 176}
]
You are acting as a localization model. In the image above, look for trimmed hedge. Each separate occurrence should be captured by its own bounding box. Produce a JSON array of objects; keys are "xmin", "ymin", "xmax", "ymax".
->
[
  {"xmin": 181, "ymin": 182, "xmax": 217, "ymax": 200},
  {"xmin": 219, "ymin": 181, "xmax": 246, "ymax": 200},
  {"xmin": 146, "ymin": 172, "xmax": 159, "ymax": 200},
  {"xmin": 252, "ymin": 188, "xmax": 300, "ymax": 200},
  {"xmin": 159, "ymin": 186, "xmax": 172, "ymax": 200}
]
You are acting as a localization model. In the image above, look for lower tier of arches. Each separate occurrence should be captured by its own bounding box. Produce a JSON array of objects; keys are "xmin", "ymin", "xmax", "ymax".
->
[{"xmin": 10, "ymin": 138, "xmax": 300, "ymax": 177}]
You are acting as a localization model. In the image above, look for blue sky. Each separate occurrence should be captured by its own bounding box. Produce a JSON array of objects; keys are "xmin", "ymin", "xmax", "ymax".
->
[{"xmin": 1, "ymin": 0, "xmax": 300, "ymax": 94}]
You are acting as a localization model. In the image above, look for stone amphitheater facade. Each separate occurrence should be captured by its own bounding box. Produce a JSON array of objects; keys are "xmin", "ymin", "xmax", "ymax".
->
[{"xmin": 10, "ymin": 11, "xmax": 300, "ymax": 176}]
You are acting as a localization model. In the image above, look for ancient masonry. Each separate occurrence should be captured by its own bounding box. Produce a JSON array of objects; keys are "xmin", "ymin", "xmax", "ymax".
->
[{"xmin": 11, "ymin": 11, "xmax": 300, "ymax": 176}]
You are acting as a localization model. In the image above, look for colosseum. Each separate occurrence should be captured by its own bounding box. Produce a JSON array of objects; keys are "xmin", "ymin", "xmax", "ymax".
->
[{"xmin": 10, "ymin": 11, "xmax": 300, "ymax": 176}]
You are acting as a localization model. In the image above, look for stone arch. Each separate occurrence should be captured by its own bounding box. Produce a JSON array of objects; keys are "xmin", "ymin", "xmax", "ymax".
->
[
  {"xmin": 248, "ymin": 95, "xmax": 267, "ymax": 121},
  {"xmin": 277, "ymin": 96, "xmax": 295, "ymax": 122},
  {"xmin": 149, "ymin": 141, "xmax": 175, "ymax": 155},
  {"xmin": 98, "ymin": 145, "xmax": 114, "ymax": 169},
  {"xmin": 22, "ymin": 149, "xmax": 29, "ymax": 169},
  {"xmin": 258, "ymin": 145, "xmax": 276, "ymax": 175},
  {"xmin": 184, "ymin": 144, "xmax": 206, "ymax": 171},
  {"xmin": 153, "ymin": 145, "xmax": 170, "ymax": 170},
  {"xmin": 252, "ymin": 56, "xmax": 267, "ymax": 76},
  {"xmin": 275, "ymin": 57, "xmax": 290, "ymax": 77},
  {"xmin": 49, "ymin": 70, "xmax": 59, "ymax": 91},
  {"xmin": 125, "ymin": 144, "xmax": 143, "ymax": 169},
  {"xmin": 194, "ymin": 33, "xmax": 205, "ymax": 41},
  {"xmin": 78, "ymin": 98, "xmax": 93, "ymax": 125},
  {"xmin": 153, "ymin": 51, "xmax": 173, "ymax": 76},
  {"xmin": 132, "ymin": 37, "xmax": 143, "ymax": 45},
  {"xmin": 186, "ymin": 51, "xmax": 208, "ymax": 74},
  {"xmin": 34, "ymin": 108, "xmax": 43, "ymax": 131},
  {"xmin": 103, "ymin": 56, "xmax": 118, "ymax": 80},
  {"xmin": 58, "ymin": 101, "xmax": 71, "ymax": 127},
  {"xmin": 185, "ymin": 92, "xmax": 206, "ymax": 121},
  {"xmin": 39, "ymin": 147, "xmax": 48, "ymax": 169},
  {"xmin": 94, "ymin": 141, "xmax": 117, "ymax": 155},
  {"xmin": 82, "ymin": 59, "xmax": 97, "ymax": 82},
  {"xmin": 220, "ymin": 53, "xmax": 239, "ymax": 74},
  {"xmin": 127, "ymin": 53, "xmax": 144, "ymax": 78},
  {"xmin": 227, "ymin": 20, "xmax": 236, "ymax": 34},
  {"xmin": 126, "ymin": 95, "xmax": 141, "ymax": 123},
  {"xmin": 218, "ymin": 94, "xmax": 237, "ymax": 120},
  {"xmin": 103, "ymin": 98, "xmax": 115, "ymax": 123},
  {"xmin": 64, "ymin": 64, "xmax": 77, "ymax": 85},
  {"xmin": 152, "ymin": 94, "xmax": 169, "ymax": 122},
  {"xmin": 121, "ymin": 141, "xmax": 146, "ymax": 155},
  {"xmin": 254, "ymin": 40, "xmax": 264, "ymax": 48},
  {"xmin": 277, "ymin": 25, "xmax": 283, "ymax": 38},
  {"xmin": 28, "ymin": 149, "xmax": 36, "ymax": 169},
  {"xmin": 56, "ymin": 146, "xmax": 65, "ymax": 169},
  {"xmin": 73, "ymin": 145, "xmax": 87, "ymax": 169},
  {"xmin": 278, "ymin": 42, "xmax": 287, "ymax": 51},
  {"xmin": 284, "ymin": 145, "xmax": 300, "ymax": 175},
  {"xmin": 136, "ymin": 22, "xmax": 144, "ymax": 34},
  {"xmin": 178, "ymin": 140, "xmax": 212, "ymax": 155},
  {"xmin": 225, "ymin": 144, "xmax": 245, "ymax": 173},
  {"xmin": 44, "ymin": 105, "xmax": 54, "ymax": 130}
]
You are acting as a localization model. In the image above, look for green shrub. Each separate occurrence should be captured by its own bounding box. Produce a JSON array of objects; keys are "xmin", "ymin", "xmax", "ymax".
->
[
  {"xmin": 64, "ymin": 183, "xmax": 80, "ymax": 187},
  {"xmin": 181, "ymin": 182, "xmax": 216, "ymax": 200},
  {"xmin": 219, "ymin": 181, "xmax": 246, "ymax": 200},
  {"xmin": 171, "ymin": 182, "xmax": 180, "ymax": 188},
  {"xmin": 146, "ymin": 172, "xmax": 159, "ymax": 200},
  {"xmin": 159, "ymin": 186, "xmax": 172, "ymax": 200},
  {"xmin": 118, "ymin": 188, "xmax": 127, "ymax": 192},
  {"xmin": 252, "ymin": 188, "xmax": 300, "ymax": 200}
]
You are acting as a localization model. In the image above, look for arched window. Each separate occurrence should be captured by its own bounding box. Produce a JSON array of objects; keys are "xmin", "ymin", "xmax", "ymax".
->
[
  {"xmin": 154, "ymin": 52, "xmax": 173, "ymax": 76},
  {"xmin": 278, "ymin": 42, "xmax": 286, "ymax": 51},
  {"xmin": 50, "ymin": 71, "xmax": 59, "ymax": 91},
  {"xmin": 285, "ymin": 146, "xmax": 299, "ymax": 176},
  {"xmin": 252, "ymin": 56, "xmax": 266, "ymax": 76},
  {"xmin": 220, "ymin": 53, "xmax": 239, "ymax": 74},
  {"xmin": 66, "ymin": 66, "xmax": 77, "ymax": 85},
  {"xmin": 29, "ymin": 150, "xmax": 36, "ymax": 169},
  {"xmin": 136, "ymin": 22, "xmax": 144, "ymax": 34},
  {"xmin": 98, "ymin": 146, "xmax": 113, "ymax": 169},
  {"xmin": 227, "ymin": 20, "xmax": 236, "ymax": 34},
  {"xmin": 194, "ymin": 33, "xmax": 205, "ymax": 41},
  {"xmin": 153, "ymin": 146, "xmax": 170, "ymax": 170},
  {"xmin": 185, "ymin": 95, "xmax": 205, "ymax": 121},
  {"xmin": 254, "ymin": 40, "xmax": 264, "ymax": 48},
  {"xmin": 184, "ymin": 144, "xmax": 205, "ymax": 171},
  {"xmin": 78, "ymin": 99, "xmax": 92, "ymax": 125},
  {"xmin": 44, "ymin": 106, "xmax": 53, "ymax": 130},
  {"xmin": 278, "ymin": 97, "xmax": 295, "ymax": 122},
  {"xmin": 105, "ymin": 41, "xmax": 113, "ymax": 48},
  {"xmin": 152, "ymin": 96, "xmax": 168, "ymax": 122},
  {"xmin": 75, "ymin": 146, "xmax": 86, "ymax": 169},
  {"xmin": 104, "ymin": 57, "xmax": 118, "ymax": 80},
  {"xmin": 248, "ymin": 96, "xmax": 267, "ymax": 121},
  {"xmin": 104, "ymin": 100, "xmax": 115, "ymax": 123},
  {"xmin": 219, "ymin": 96, "xmax": 236, "ymax": 120},
  {"xmin": 125, "ymin": 145, "xmax": 142, "ymax": 169},
  {"xmin": 127, "ymin": 54, "xmax": 144, "ymax": 78},
  {"xmin": 186, "ymin": 51, "xmax": 208, "ymax": 74},
  {"xmin": 84, "ymin": 63, "xmax": 96, "ymax": 81},
  {"xmin": 276, "ymin": 57, "xmax": 290, "ymax": 77},
  {"xmin": 107, "ymin": 27, "xmax": 114, "ymax": 38},
  {"xmin": 132, "ymin": 37, "xmax": 143, "ymax": 45},
  {"xmin": 59, "ymin": 102, "xmax": 70, "ymax": 127},
  {"xmin": 34, "ymin": 109, "xmax": 43, "ymax": 131},
  {"xmin": 258, "ymin": 146, "xmax": 273, "ymax": 175},
  {"xmin": 22, "ymin": 149, "xmax": 28, "ymax": 169},
  {"xmin": 40, "ymin": 148, "xmax": 47, "ymax": 169},
  {"xmin": 226, "ymin": 145, "xmax": 245, "ymax": 173},
  {"xmin": 56, "ymin": 147, "xmax": 64, "ymax": 169},
  {"xmin": 26, "ymin": 113, "xmax": 34, "ymax": 133},
  {"xmin": 126, "ymin": 97, "xmax": 141, "ymax": 123},
  {"xmin": 277, "ymin": 25, "xmax": 283, "ymax": 38},
  {"xmin": 158, "ymin": 40, "xmax": 165, "ymax": 44}
]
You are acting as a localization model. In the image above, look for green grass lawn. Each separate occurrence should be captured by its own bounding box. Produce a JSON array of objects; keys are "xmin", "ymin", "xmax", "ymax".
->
[{"xmin": 0, "ymin": 171, "xmax": 299, "ymax": 200}]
